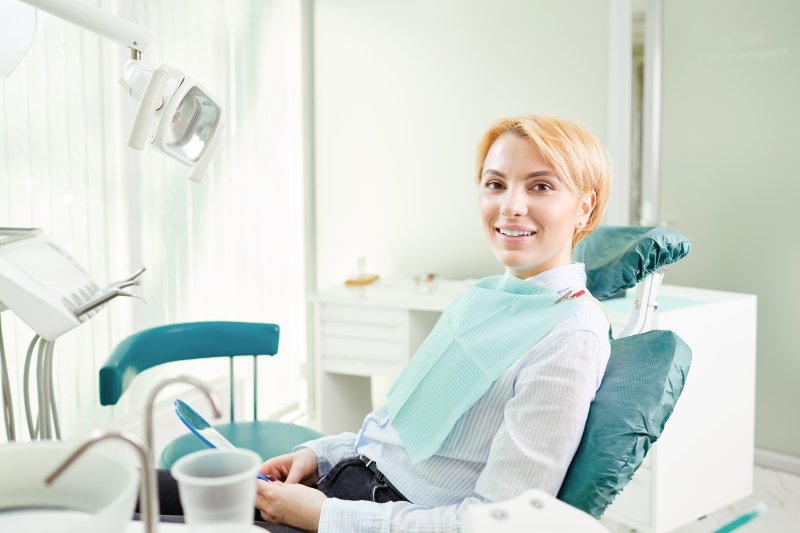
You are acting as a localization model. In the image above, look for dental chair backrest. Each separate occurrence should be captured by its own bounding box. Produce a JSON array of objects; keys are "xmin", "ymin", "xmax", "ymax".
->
[
  {"xmin": 556, "ymin": 226, "xmax": 693, "ymax": 518},
  {"xmin": 99, "ymin": 321, "xmax": 323, "ymax": 468},
  {"xmin": 99, "ymin": 321, "xmax": 280, "ymax": 407}
]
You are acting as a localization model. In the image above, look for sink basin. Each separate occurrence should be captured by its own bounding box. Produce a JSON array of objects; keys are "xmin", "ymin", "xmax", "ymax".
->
[{"xmin": 0, "ymin": 441, "xmax": 139, "ymax": 532}]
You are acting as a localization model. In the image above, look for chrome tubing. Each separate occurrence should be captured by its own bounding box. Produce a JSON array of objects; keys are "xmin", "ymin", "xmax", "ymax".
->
[{"xmin": 45, "ymin": 430, "xmax": 158, "ymax": 533}]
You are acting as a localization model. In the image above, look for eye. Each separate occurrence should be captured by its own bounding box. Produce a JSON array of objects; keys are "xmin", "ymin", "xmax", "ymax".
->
[
  {"xmin": 531, "ymin": 182, "xmax": 553, "ymax": 192},
  {"xmin": 485, "ymin": 180, "xmax": 504, "ymax": 190}
]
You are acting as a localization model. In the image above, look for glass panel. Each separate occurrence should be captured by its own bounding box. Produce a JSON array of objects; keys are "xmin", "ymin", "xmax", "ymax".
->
[
  {"xmin": 164, "ymin": 86, "xmax": 221, "ymax": 163},
  {"xmin": 659, "ymin": 0, "xmax": 800, "ymax": 455}
]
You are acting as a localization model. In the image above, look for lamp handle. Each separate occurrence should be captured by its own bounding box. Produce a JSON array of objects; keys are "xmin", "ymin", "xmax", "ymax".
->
[{"xmin": 128, "ymin": 67, "xmax": 167, "ymax": 150}]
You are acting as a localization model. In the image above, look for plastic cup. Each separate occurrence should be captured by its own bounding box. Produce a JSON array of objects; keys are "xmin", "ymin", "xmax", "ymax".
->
[{"xmin": 171, "ymin": 448, "xmax": 262, "ymax": 533}]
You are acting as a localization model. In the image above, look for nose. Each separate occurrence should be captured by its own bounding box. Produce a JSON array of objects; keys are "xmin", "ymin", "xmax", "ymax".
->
[{"xmin": 499, "ymin": 185, "xmax": 528, "ymax": 217}]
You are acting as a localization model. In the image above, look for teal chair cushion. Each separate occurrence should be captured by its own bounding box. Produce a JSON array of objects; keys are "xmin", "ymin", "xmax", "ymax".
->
[
  {"xmin": 557, "ymin": 330, "xmax": 692, "ymax": 517},
  {"xmin": 574, "ymin": 226, "xmax": 692, "ymax": 300},
  {"xmin": 159, "ymin": 420, "xmax": 324, "ymax": 468}
]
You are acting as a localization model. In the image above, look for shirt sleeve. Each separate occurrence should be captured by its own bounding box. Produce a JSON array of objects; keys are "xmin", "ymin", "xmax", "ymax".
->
[
  {"xmin": 317, "ymin": 329, "xmax": 606, "ymax": 532},
  {"xmin": 319, "ymin": 496, "xmax": 484, "ymax": 533},
  {"xmin": 475, "ymin": 329, "xmax": 605, "ymax": 498},
  {"xmin": 295, "ymin": 432, "xmax": 359, "ymax": 478}
]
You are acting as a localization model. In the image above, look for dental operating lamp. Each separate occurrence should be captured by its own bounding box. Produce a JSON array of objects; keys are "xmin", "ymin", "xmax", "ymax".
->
[{"xmin": 3, "ymin": 0, "xmax": 224, "ymax": 182}]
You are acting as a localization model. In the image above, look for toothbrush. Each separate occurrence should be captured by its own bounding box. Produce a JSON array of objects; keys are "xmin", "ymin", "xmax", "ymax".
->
[{"xmin": 712, "ymin": 503, "xmax": 768, "ymax": 533}]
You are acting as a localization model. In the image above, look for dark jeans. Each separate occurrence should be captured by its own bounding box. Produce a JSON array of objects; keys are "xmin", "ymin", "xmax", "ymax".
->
[{"xmin": 137, "ymin": 457, "xmax": 408, "ymax": 532}]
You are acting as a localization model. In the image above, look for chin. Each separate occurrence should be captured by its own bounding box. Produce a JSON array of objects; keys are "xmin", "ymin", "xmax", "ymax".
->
[
  {"xmin": 495, "ymin": 251, "xmax": 536, "ymax": 267},
  {"xmin": 498, "ymin": 257, "xmax": 541, "ymax": 275}
]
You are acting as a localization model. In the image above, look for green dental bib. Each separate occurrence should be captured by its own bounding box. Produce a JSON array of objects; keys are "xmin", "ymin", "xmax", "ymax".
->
[{"xmin": 387, "ymin": 274, "xmax": 578, "ymax": 463}]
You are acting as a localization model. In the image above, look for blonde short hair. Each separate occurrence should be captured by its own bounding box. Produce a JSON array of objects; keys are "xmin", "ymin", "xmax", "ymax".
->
[{"xmin": 476, "ymin": 114, "xmax": 612, "ymax": 247}]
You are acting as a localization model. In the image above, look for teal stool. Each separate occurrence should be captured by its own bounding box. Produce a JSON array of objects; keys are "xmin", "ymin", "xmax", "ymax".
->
[{"xmin": 99, "ymin": 321, "xmax": 323, "ymax": 468}]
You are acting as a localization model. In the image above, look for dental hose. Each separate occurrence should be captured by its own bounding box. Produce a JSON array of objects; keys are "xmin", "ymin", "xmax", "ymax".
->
[
  {"xmin": 23, "ymin": 336, "xmax": 62, "ymax": 440},
  {"xmin": 46, "ymin": 341, "xmax": 61, "ymax": 439},
  {"xmin": 36, "ymin": 339, "xmax": 48, "ymax": 438},
  {"xmin": 23, "ymin": 334, "xmax": 40, "ymax": 439},
  {"xmin": 0, "ymin": 319, "xmax": 16, "ymax": 441}
]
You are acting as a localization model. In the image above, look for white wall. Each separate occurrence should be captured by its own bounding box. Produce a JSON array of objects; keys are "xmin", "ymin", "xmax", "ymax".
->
[{"xmin": 313, "ymin": 0, "xmax": 630, "ymax": 288}]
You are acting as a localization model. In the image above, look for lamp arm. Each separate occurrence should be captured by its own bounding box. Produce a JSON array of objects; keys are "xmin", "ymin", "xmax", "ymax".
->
[{"xmin": 20, "ymin": 0, "xmax": 149, "ymax": 54}]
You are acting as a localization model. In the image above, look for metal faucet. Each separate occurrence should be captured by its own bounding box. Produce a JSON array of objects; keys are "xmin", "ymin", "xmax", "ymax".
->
[
  {"xmin": 45, "ymin": 377, "xmax": 221, "ymax": 533},
  {"xmin": 143, "ymin": 376, "xmax": 223, "ymax": 519},
  {"xmin": 45, "ymin": 429, "xmax": 158, "ymax": 533}
]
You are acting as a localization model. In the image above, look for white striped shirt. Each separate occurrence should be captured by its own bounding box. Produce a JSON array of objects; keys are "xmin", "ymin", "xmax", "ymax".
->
[{"xmin": 301, "ymin": 263, "xmax": 610, "ymax": 533}]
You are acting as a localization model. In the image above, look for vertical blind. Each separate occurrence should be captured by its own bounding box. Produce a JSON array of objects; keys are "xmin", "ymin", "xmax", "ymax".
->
[{"xmin": 0, "ymin": 0, "xmax": 308, "ymax": 441}]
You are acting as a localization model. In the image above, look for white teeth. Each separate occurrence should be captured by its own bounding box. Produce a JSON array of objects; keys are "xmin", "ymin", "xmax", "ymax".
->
[{"xmin": 499, "ymin": 228, "xmax": 533, "ymax": 237}]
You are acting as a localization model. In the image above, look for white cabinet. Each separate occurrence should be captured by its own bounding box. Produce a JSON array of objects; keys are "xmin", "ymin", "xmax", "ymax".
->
[
  {"xmin": 310, "ymin": 279, "xmax": 468, "ymax": 434},
  {"xmin": 602, "ymin": 286, "xmax": 757, "ymax": 532},
  {"xmin": 309, "ymin": 280, "xmax": 757, "ymax": 532}
]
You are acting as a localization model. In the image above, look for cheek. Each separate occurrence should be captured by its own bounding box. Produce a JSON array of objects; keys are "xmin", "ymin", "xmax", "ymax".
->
[
  {"xmin": 478, "ymin": 196, "xmax": 496, "ymax": 223},
  {"xmin": 543, "ymin": 199, "xmax": 581, "ymax": 227}
]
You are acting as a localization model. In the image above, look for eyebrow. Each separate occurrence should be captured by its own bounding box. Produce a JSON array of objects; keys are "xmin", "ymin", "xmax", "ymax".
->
[{"xmin": 481, "ymin": 169, "xmax": 561, "ymax": 181}]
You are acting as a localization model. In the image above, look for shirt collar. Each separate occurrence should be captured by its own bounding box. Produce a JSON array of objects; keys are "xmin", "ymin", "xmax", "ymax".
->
[{"xmin": 522, "ymin": 262, "xmax": 587, "ymax": 295}]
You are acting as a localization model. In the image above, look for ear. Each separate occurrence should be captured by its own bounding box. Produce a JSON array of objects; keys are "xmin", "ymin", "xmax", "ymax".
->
[{"xmin": 578, "ymin": 190, "xmax": 597, "ymax": 225}]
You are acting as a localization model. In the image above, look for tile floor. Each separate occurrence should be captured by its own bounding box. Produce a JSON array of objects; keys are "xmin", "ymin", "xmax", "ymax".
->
[{"xmin": 602, "ymin": 465, "xmax": 800, "ymax": 532}]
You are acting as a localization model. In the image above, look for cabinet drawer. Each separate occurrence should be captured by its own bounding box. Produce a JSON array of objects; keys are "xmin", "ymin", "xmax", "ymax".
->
[
  {"xmin": 322, "ymin": 321, "xmax": 406, "ymax": 342},
  {"xmin": 606, "ymin": 465, "xmax": 651, "ymax": 528},
  {"xmin": 321, "ymin": 304, "xmax": 407, "ymax": 326},
  {"xmin": 321, "ymin": 336, "xmax": 405, "ymax": 362}
]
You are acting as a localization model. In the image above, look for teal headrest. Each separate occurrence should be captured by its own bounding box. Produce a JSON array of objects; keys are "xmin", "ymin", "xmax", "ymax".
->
[
  {"xmin": 557, "ymin": 330, "xmax": 692, "ymax": 517},
  {"xmin": 574, "ymin": 226, "xmax": 691, "ymax": 300}
]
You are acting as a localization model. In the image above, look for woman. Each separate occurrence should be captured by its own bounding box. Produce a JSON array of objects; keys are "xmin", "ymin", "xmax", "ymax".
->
[{"xmin": 254, "ymin": 114, "xmax": 613, "ymax": 532}]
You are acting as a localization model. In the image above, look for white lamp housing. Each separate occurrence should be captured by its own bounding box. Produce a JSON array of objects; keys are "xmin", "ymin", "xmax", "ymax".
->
[
  {"xmin": 0, "ymin": 0, "xmax": 48, "ymax": 77},
  {"xmin": 14, "ymin": 0, "xmax": 223, "ymax": 181},
  {"xmin": 123, "ymin": 62, "xmax": 225, "ymax": 182}
]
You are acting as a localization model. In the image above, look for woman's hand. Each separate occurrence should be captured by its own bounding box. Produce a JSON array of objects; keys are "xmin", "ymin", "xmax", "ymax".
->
[
  {"xmin": 259, "ymin": 448, "xmax": 320, "ymax": 486},
  {"xmin": 256, "ymin": 479, "xmax": 326, "ymax": 532}
]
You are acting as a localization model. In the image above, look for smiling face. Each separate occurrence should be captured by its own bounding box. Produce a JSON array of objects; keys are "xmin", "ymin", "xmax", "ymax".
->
[{"xmin": 479, "ymin": 133, "xmax": 596, "ymax": 279}]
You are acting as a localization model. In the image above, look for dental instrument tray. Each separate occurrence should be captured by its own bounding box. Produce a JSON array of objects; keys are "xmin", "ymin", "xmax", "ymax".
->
[
  {"xmin": 174, "ymin": 399, "xmax": 271, "ymax": 482},
  {"xmin": 0, "ymin": 226, "xmax": 145, "ymax": 340}
]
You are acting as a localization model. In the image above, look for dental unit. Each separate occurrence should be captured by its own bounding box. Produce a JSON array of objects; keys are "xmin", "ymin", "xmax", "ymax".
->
[{"xmin": 0, "ymin": 228, "xmax": 145, "ymax": 442}]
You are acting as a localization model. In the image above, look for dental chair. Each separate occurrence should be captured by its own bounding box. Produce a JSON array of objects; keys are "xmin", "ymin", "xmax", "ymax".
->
[
  {"xmin": 98, "ymin": 321, "xmax": 323, "ymax": 468},
  {"xmin": 464, "ymin": 226, "xmax": 693, "ymax": 531},
  {"xmin": 558, "ymin": 225, "xmax": 692, "ymax": 518}
]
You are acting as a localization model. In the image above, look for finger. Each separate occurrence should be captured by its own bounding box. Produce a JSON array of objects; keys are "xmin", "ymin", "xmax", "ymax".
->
[
  {"xmin": 255, "ymin": 484, "xmax": 275, "ymax": 518},
  {"xmin": 260, "ymin": 464, "xmax": 290, "ymax": 482},
  {"xmin": 260, "ymin": 455, "xmax": 293, "ymax": 481},
  {"xmin": 284, "ymin": 463, "xmax": 305, "ymax": 484},
  {"xmin": 259, "ymin": 466, "xmax": 283, "ymax": 481}
]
